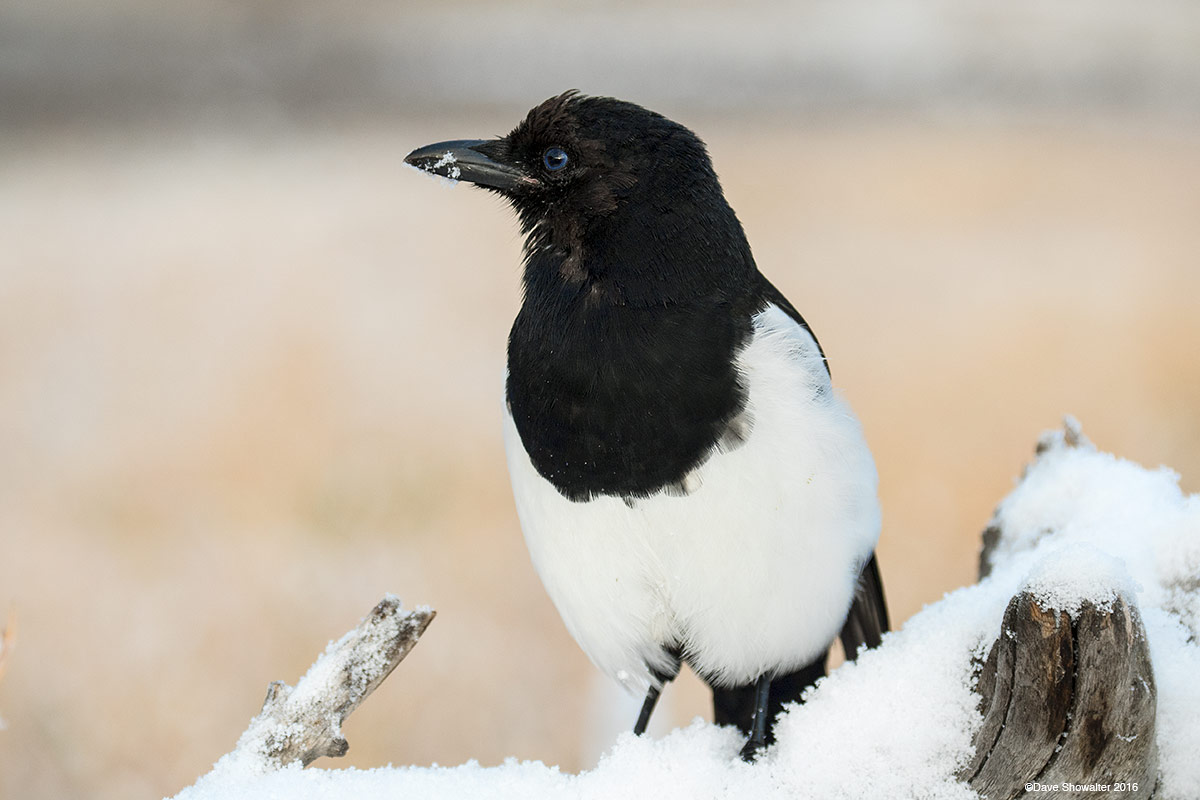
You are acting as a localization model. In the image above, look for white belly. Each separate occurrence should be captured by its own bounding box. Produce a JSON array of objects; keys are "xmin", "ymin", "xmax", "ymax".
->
[{"xmin": 503, "ymin": 303, "xmax": 881, "ymax": 692}]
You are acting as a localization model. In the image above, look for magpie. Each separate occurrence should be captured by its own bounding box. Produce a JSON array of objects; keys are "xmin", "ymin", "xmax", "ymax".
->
[{"xmin": 405, "ymin": 91, "xmax": 888, "ymax": 761}]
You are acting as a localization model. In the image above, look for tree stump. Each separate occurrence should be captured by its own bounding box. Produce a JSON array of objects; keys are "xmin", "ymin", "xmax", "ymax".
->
[
  {"xmin": 962, "ymin": 592, "xmax": 1157, "ymax": 798},
  {"xmin": 963, "ymin": 420, "xmax": 1159, "ymax": 798}
]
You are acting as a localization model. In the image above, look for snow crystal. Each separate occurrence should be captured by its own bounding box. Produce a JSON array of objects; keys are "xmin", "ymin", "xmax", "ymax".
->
[
  {"xmin": 429, "ymin": 152, "xmax": 463, "ymax": 180},
  {"xmin": 404, "ymin": 156, "xmax": 461, "ymax": 189},
  {"xmin": 171, "ymin": 422, "xmax": 1200, "ymax": 800}
]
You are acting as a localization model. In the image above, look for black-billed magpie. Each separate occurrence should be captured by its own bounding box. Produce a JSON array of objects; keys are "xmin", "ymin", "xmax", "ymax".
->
[{"xmin": 406, "ymin": 92, "xmax": 888, "ymax": 760}]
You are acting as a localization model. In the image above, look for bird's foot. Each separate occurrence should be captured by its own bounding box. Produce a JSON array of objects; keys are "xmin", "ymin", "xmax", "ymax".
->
[{"xmin": 739, "ymin": 736, "xmax": 766, "ymax": 763}]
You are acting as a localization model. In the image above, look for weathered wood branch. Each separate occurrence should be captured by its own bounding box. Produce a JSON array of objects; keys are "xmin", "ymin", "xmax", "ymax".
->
[
  {"xmin": 965, "ymin": 419, "xmax": 1158, "ymax": 799},
  {"xmin": 224, "ymin": 596, "xmax": 434, "ymax": 770},
  {"xmin": 962, "ymin": 592, "xmax": 1157, "ymax": 799}
]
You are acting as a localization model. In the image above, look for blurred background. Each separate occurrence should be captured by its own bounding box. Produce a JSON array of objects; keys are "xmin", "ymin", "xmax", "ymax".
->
[{"xmin": 2, "ymin": 0, "xmax": 1198, "ymax": 797}]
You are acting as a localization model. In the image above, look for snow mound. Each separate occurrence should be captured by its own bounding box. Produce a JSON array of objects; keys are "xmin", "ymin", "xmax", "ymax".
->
[
  {"xmin": 171, "ymin": 422, "xmax": 1200, "ymax": 800},
  {"xmin": 1021, "ymin": 543, "xmax": 1138, "ymax": 616}
]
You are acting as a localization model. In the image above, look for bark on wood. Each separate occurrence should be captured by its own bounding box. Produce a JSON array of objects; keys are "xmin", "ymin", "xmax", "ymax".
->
[
  {"xmin": 962, "ymin": 591, "xmax": 1157, "ymax": 798},
  {"xmin": 226, "ymin": 596, "xmax": 434, "ymax": 769}
]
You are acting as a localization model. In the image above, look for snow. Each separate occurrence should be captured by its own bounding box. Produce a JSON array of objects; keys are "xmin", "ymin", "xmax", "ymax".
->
[
  {"xmin": 1021, "ymin": 543, "xmax": 1138, "ymax": 616},
  {"xmin": 431, "ymin": 152, "xmax": 463, "ymax": 181},
  {"xmin": 404, "ymin": 157, "xmax": 461, "ymax": 188},
  {"xmin": 406, "ymin": 151, "xmax": 463, "ymax": 186},
  {"xmin": 171, "ymin": 422, "xmax": 1200, "ymax": 800}
]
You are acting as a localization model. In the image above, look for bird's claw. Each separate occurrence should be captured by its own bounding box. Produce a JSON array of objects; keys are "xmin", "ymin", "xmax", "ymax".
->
[{"xmin": 739, "ymin": 736, "xmax": 765, "ymax": 763}]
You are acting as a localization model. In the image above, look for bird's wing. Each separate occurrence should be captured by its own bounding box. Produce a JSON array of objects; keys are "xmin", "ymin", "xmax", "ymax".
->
[
  {"xmin": 838, "ymin": 552, "xmax": 890, "ymax": 659},
  {"xmin": 757, "ymin": 277, "xmax": 830, "ymax": 378},
  {"xmin": 757, "ymin": 274, "xmax": 889, "ymax": 658}
]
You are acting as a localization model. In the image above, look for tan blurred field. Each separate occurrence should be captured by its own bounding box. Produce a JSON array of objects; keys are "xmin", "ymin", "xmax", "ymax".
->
[{"xmin": 1, "ymin": 112, "xmax": 1198, "ymax": 799}]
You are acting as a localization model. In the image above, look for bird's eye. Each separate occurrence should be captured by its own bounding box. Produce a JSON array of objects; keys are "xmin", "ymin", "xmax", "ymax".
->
[{"xmin": 542, "ymin": 147, "xmax": 569, "ymax": 172}]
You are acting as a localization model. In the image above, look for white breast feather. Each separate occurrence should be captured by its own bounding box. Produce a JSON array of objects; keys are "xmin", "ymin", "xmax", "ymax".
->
[{"xmin": 503, "ymin": 303, "xmax": 881, "ymax": 692}]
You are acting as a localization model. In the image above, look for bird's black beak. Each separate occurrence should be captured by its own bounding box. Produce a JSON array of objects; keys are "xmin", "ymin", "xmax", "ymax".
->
[{"xmin": 404, "ymin": 139, "xmax": 536, "ymax": 191}]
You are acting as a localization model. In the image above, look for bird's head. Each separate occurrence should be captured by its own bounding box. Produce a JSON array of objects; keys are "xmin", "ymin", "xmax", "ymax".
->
[{"xmin": 406, "ymin": 92, "xmax": 754, "ymax": 300}]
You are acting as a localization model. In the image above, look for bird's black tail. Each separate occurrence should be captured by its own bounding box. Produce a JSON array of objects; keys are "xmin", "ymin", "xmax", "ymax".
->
[
  {"xmin": 839, "ymin": 552, "xmax": 890, "ymax": 659},
  {"xmin": 710, "ymin": 552, "xmax": 889, "ymax": 743}
]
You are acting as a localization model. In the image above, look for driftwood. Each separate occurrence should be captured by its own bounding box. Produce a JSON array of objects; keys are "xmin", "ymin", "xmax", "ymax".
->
[
  {"xmin": 221, "ymin": 596, "xmax": 434, "ymax": 770},
  {"xmin": 963, "ymin": 421, "xmax": 1158, "ymax": 799}
]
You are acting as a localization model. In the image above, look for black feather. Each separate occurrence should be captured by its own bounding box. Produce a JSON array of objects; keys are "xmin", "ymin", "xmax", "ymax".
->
[{"xmin": 839, "ymin": 552, "xmax": 890, "ymax": 659}]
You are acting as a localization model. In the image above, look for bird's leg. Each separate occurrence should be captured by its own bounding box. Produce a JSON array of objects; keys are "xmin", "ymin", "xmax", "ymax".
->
[
  {"xmin": 633, "ymin": 650, "xmax": 681, "ymax": 736},
  {"xmin": 738, "ymin": 674, "xmax": 772, "ymax": 762},
  {"xmin": 633, "ymin": 684, "xmax": 662, "ymax": 736}
]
